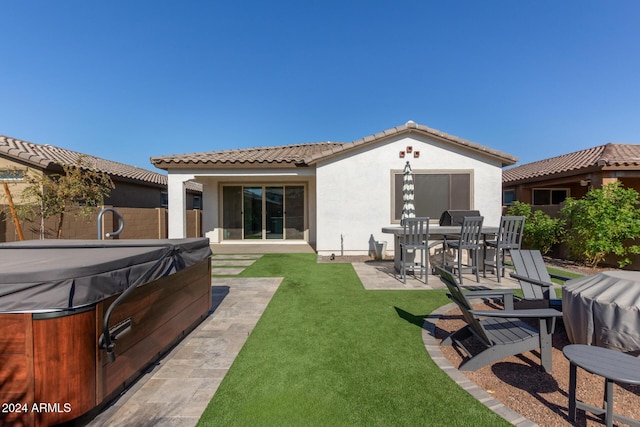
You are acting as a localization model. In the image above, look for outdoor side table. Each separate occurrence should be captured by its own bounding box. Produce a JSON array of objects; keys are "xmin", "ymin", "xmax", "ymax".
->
[{"xmin": 563, "ymin": 344, "xmax": 640, "ymax": 427}]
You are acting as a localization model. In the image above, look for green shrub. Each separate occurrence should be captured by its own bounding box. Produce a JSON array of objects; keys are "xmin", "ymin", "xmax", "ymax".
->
[
  {"xmin": 506, "ymin": 201, "xmax": 565, "ymax": 255},
  {"xmin": 560, "ymin": 181, "xmax": 640, "ymax": 268}
]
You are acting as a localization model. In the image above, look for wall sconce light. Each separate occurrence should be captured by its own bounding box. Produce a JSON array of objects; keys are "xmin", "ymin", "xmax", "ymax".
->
[
  {"xmin": 399, "ymin": 151, "xmax": 405, "ymax": 158},
  {"xmin": 406, "ymin": 146, "xmax": 413, "ymax": 153},
  {"xmin": 413, "ymin": 151, "xmax": 420, "ymax": 158},
  {"xmin": 580, "ymin": 179, "xmax": 591, "ymax": 187}
]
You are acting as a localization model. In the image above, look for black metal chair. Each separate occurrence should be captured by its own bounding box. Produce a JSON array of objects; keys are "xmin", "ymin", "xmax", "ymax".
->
[
  {"xmin": 482, "ymin": 215, "xmax": 525, "ymax": 282},
  {"xmin": 442, "ymin": 216, "xmax": 484, "ymax": 284},
  {"xmin": 399, "ymin": 217, "xmax": 441, "ymax": 284}
]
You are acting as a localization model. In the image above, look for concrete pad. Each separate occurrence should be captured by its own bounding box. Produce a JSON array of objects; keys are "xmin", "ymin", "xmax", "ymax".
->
[
  {"xmin": 211, "ymin": 260, "xmax": 256, "ymax": 266},
  {"xmin": 352, "ymin": 260, "xmax": 521, "ymax": 291},
  {"xmin": 211, "ymin": 243, "xmax": 315, "ymax": 254},
  {"xmin": 211, "ymin": 267, "xmax": 245, "ymax": 275},
  {"xmin": 212, "ymin": 254, "xmax": 262, "ymax": 260}
]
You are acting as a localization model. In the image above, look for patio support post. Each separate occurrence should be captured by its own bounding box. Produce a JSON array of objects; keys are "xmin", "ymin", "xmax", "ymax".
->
[{"xmin": 168, "ymin": 174, "xmax": 188, "ymax": 238}]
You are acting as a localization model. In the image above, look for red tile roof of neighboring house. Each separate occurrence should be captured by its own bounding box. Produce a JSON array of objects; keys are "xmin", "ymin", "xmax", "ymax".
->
[
  {"xmin": 0, "ymin": 135, "xmax": 201, "ymax": 191},
  {"xmin": 151, "ymin": 121, "xmax": 518, "ymax": 168},
  {"xmin": 503, "ymin": 143, "xmax": 640, "ymax": 184}
]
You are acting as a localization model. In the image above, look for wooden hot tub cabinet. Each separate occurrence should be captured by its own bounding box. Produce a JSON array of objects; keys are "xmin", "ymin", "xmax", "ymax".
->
[{"xmin": 0, "ymin": 239, "xmax": 212, "ymax": 426}]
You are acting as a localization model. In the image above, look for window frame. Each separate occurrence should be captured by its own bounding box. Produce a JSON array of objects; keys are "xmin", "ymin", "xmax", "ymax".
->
[
  {"xmin": 0, "ymin": 169, "xmax": 26, "ymax": 181},
  {"xmin": 160, "ymin": 191, "xmax": 168, "ymax": 208},
  {"xmin": 390, "ymin": 169, "xmax": 474, "ymax": 224},
  {"xmin": 192, "ymin": 195, "xmax": 202, "ymax": 210},
  {"xmin": 532, "ymin": 188, "xmax": 569, "ymax": 206},
  {"xmin": 503, "ymin": 189, "xmax": 516, "ymax": 206}
]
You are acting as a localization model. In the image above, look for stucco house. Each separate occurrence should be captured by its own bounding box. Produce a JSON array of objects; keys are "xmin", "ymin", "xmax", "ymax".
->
[
  {"xmin": 0, "ymin": 135, "xmax": 202, "ymax": 209},
  {"xmin": 151, "ymin": 121, "xmax": 518, "ymax": 255},
  {"xmin": 503, "ymin": 143, "xmax": 640, "ymax": 214}
]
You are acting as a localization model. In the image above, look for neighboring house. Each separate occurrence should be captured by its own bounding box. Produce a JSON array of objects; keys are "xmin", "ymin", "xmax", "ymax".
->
[
  {"xmin": 502, "ymin": 143, "xmax": 640, "ymax": 212},
  {"xmin": 151, "ymin": 121, "xmax": 517, "ymax": 255},
  {"xmin": 0, "ymin": 135, "xmax": 202, "ymax": 209}
]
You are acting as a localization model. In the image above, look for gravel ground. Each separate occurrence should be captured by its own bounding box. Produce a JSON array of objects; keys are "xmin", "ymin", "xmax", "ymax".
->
[{"xmin": 436, "ymin": 303, "xmax": 640, "ymax": 426}]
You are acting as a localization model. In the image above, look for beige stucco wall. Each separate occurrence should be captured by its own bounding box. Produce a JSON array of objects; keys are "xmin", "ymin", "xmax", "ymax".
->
[{"xmin": 315, "ymin": 133, "xmax": 504, "ymax": 255}]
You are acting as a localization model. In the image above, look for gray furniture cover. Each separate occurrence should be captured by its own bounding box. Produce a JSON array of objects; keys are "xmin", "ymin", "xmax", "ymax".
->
[
  {"xmin": 563, "ymin": 271, "xmax": 640, "ymax": 352},
  {"xmin": 0, "ymin": 238, "xmax": 212, "ymax": 312}
]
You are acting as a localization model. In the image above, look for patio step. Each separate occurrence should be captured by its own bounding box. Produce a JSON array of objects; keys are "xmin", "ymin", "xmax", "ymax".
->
[{"xmin": 211, "ymin": 254, "xmax": 262, "ymax": 276}]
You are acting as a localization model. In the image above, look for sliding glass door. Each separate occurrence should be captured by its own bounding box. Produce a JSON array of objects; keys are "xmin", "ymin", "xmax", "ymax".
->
[
  {"xmin": 243, "ymin": 187, "xmax": 263, "ymax": 239},
  {"xmin": 222, "ymin": 185, "xmax": 305, "ymax": 240},
  {"xmin": 266, "ymin": 187, "xmax": 284, "ymax": 239},
  {"xmin": 285, "ymin": 186, "xmax": 305, "ymax": 239}
]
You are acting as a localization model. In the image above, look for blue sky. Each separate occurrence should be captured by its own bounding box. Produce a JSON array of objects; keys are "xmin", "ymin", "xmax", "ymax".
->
[{"xmin": 1, "ymin": 1, "xmax": 639, "ymax": 171}]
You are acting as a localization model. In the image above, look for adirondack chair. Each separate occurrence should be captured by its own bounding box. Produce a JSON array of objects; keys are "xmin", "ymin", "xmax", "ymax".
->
[
  {"xmin": 509, "ymin": 250, "xmax": 572, "ymax": 311},
  {"xmin": 436, "ymin": 266, "xmax": 562, "ymax": 372}
]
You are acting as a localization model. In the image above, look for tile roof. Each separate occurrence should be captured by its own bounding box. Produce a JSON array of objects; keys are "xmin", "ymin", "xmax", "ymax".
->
[
  {"xmin": 0, "ymin": 135, "xmax": 181, "ymax": 189},
  {"xmin": 502, "ymin": 143, "xmax": 640, "ymax": 183},
  {"xmin": 151, "ymin": 121, "xmax": 518, "ymax": 169},
  {"xmin": 152, "ymin": 142, "xmax": 346, "ymax": 167}
]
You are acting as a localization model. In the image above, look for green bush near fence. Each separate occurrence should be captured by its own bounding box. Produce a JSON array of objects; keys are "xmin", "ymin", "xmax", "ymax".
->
[
  {"xmin": 506, "ymin": 201, "xmax": 564, "ymax": 255},
  {"xmin": 561, "ymin": 181, "xmax": 640, "ymax": 268}
]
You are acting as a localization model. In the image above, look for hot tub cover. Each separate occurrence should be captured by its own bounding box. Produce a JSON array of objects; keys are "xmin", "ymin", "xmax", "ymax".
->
[
  {"xmin": 0, "ymin": 238, "xmax": 212, "ymax": 312},
  {"xmin": 563, "ymin": 270, "xmax": 640, "ymax": 352}
]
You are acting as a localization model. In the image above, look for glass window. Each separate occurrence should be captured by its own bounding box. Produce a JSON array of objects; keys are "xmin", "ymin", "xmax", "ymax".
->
[
  {"xmin": 393, "ymin": 172, "xmax": 471, "ymax": 221},
  {"xmin": 533, "ymin": 189, "xmax": 568, "ymax": 205},
  {"xmin": 192, "ymin": 196, "xmax": 202, "ymax": 210},
  {"xmin": 552, "ymin": 189, "xmax": 568, "ymax": 205},
  {"xmin": 285, "ymin": 186, "xmax": 305, "ymax": 239},
  {"xmin": 223, "ymin": 186, "xmax": 243, "ymax": 239},
  {"xmin": 0, "ymin": 170, "xmax": 24, "ymax": 180},
  {"xmin": 503, "ymin": 189, "xmax": 516, "ymax": 206},
  {"xmin": 243, "ymin": 187, "xmax": 263, "ymax": 239},
  {"xmin": 266, "ymin": 187, "xmax": 283, "ymax": 239}
]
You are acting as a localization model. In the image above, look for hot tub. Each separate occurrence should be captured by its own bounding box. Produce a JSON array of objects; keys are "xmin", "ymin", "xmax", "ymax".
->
[{"xmin": 0, "ymin": 238, "xmax": 212, "ymax": 426}]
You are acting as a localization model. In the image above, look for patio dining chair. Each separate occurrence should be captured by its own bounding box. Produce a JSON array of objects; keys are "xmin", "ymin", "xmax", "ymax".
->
[
  {"xmin": 482, "ymin": 215, "xmax": 525, "ymax": 282},
  {"xmin": 442, "ymin": 216, "xmax": 484, "ymax": 284},
  {"xmin": 400, "ymin": 217, "xmax": 442, "ymax": 284}
]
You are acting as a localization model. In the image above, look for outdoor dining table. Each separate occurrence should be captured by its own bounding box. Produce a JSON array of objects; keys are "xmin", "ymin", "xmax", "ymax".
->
[
  {"xmin": 563, "ymin": 270, "xmax": 640, "ymax": 352},
  {"xmin": 380, "ymin": 224, "xmax": 499, "ymax": 273}
]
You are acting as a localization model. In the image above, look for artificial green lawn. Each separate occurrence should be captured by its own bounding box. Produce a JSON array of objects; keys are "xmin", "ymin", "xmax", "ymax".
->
[
  {"xmin": 197, "ymin": 254, "xmax": 510, "ymax": 426},
  {"xmin": 548, "ymin": 267, "xmax": 582, "ymax": 297}
]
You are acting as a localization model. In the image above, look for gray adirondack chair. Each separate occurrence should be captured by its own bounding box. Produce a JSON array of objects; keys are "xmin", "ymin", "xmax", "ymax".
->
[
  {"xmin": 436, "ymin": 266, "xmax": 562, "ymax": 372},
  {"xmin": 509, "ymin": 250, "xmax": 571, "ymax": 310}
]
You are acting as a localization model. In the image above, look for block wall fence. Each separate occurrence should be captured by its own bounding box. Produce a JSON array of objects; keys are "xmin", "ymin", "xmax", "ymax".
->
[{"xmin": 0, "ymin": 205, "xmax": 202, "ymax": 242}]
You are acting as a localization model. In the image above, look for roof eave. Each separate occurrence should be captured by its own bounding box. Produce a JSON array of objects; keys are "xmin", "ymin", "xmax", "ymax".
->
[
  {"xmin": 151, "ymin": 159, "xmax": 305, "ymax": 171},
  {"xmin": 303, "ymin": 125, "xmax": 518, "ymax": 167}
]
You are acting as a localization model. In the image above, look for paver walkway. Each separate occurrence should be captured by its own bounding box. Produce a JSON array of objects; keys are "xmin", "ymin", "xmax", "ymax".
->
[
  {"xmin": 88, "ymin": 256, "xmax": 280, "ymax": 426},
  {"xmin": 211, "ymin": 254, "xmax": 262, "ymax": 275}
]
